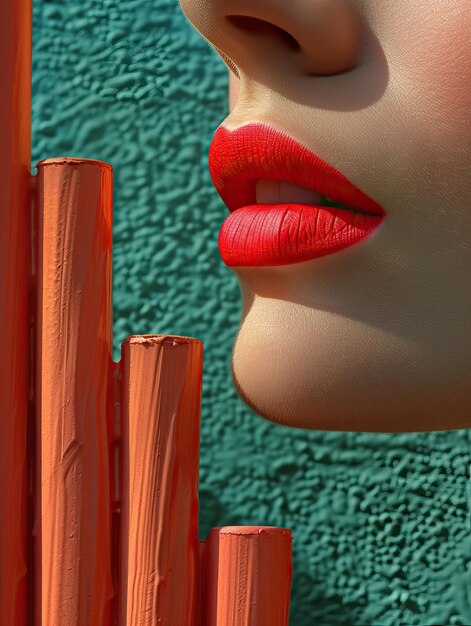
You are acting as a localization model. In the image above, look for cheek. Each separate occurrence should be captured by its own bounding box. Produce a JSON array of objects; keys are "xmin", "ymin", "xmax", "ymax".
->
[{"xmin": 393, "ymin": 8, "xmax": 471, "ymax": 136}]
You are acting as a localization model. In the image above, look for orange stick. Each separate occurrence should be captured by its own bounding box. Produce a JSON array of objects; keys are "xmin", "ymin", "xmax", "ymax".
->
[
  {"xmin": 108, "ymin": 359, "xmax": 122, "ymax": 625},
  {"xmin": 198, "ymin": 539, "xmax": 206, "ymax": 625},
  {"xmin": 35, "ymin": 158, "xmax": 115, "ymax": 625},
  {"xmin": 202, "ymin": 526, "xmax": 293, "ymax": 626},
  {"xmin": 0, "ymin": 1, "xmax": 32, "ymax": 624},
  {"xmin": 118, "ymin": 335, "xmax": 203, "ymax": 626}
]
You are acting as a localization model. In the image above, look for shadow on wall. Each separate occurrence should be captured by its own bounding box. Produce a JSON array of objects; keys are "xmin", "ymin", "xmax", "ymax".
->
[
  {"xmin": 291, "ymin": 568, "xmax": 365, "ymax": 626},
  {"xmin": 198, "ymin": 489, "xmax": 234, "ymax": 539}
]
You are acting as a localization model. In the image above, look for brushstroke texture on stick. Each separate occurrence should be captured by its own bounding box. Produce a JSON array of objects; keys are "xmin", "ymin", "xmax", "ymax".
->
[
  {"xmin": 203, "ymin": 526, "xmax": 293, "ymax": 626},
  {"xmin": 0, "ymin": 1, "xmax": 32, "ymax": 624},
  {"xmin": 35, "ymin": 158, "xmax": 115, "ymax": 626},
  {"xmin": 119, "ymin": 335, "xmax": 203, "ymax": 626}
]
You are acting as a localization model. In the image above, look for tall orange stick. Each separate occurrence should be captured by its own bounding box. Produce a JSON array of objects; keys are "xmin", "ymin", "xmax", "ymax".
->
[
  {"xmin": 118, "ymin": 335, "xmax": 203, "ymax": 626},
  {"xmin": 202, "ymin": 526, "xmax": 293, "ymax": 626},
  {"xmin": 35, "ymin": 158, "xmax": 115, "ymax": 625},
  {"xmin": 0, "ymin": 1, "xmax": 32, "ymax": 624}
]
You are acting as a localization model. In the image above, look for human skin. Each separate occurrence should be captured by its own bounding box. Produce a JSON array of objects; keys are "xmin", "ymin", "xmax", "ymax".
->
[{"xmin": 179, "ymin": 0, "xmax": 471, "ymax": 431}]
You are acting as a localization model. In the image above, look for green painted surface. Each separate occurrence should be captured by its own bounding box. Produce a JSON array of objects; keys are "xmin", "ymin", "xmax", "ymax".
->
[{"xmin": 32, "ymin": 1, "xmax": 471, "ymax": 623}]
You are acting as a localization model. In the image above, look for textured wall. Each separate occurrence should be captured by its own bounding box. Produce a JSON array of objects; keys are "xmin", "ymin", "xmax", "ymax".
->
[{"xmin": 32, "ymin": 1, "xmax": 471, "ymax": 624}]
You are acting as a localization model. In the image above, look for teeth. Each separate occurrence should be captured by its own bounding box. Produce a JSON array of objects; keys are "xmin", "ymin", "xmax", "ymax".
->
[{"xmin": 255, "ymin": 179, "xmax": 325, "ymax": 206}]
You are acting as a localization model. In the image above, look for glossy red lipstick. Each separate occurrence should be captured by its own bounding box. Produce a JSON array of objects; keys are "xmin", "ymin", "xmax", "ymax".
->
[{"xmin": 208, "ymin": 122, "xmax": 387, "ymax": 267}]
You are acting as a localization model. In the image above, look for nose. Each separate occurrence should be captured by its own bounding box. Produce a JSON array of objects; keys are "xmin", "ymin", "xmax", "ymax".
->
[{"xmin": 179, "ymin": 0, "xmax": 363, "ymax": 78}]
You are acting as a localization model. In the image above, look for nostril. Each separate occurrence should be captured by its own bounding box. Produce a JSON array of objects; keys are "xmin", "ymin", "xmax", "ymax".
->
[{"xmin": 225, "ymin": 15, "xmax": 301, "ymax": 51}]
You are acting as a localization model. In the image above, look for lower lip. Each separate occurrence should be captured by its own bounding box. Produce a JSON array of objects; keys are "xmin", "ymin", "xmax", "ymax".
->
[{"xmin": 218, "ymin": 203, "xmax": 385, "ymax": 267}]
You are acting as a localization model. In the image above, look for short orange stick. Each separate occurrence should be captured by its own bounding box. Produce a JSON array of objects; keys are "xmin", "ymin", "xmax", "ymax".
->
[
  {"xmin": 0, "ymin": 1, "xmax": 32, "ymax": 624},
  {"xmin": 202, "ymin": 526, "xmax": 293, "ymax": 626},
  {"xmin": 35, "ymin": 158, "xmax": 115, "ymax": 625},
  {"xmin": 118, "ymin": 335, "xmax": 203, "ymax": 625}
]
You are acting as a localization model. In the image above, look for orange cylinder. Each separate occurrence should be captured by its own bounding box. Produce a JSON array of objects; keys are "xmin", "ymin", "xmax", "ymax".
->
[
  {"xmin": 198, "ymin": 539, "xmax": 206, "ymax": 626},
  {"xmin": 118, "ymin": 335, "xmax": 203, "ymax": 626},
  {"xmin": 203, "ymin": 526, "xmax": 293, "ymax": 626},
  {"xmin": 35, "ymin": 158, "xmax": 115, "ymax": 626},
  {"xmin": 0, "ymin": 1, "xmax": 32, "ymax": 625}
]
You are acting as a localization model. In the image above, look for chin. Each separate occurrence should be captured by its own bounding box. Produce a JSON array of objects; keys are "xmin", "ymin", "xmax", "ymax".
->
[{"xmin": 229, "ymin": 296, "xmax": 471, "ymax": 433}]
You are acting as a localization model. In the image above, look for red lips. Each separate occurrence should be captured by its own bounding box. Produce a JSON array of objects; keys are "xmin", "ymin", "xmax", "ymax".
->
[{"xmin": 208, "ymin": 122, "xmax": 386, "ymax": 267}]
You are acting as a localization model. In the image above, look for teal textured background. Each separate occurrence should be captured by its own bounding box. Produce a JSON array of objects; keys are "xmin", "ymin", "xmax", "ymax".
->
[{"xmin": 32, "ymin": 1, "xmax": 471, "ymax": 624}]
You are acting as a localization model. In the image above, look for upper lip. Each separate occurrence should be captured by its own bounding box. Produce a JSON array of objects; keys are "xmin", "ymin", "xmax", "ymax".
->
[{"xmin": 208, "ymin": 122, "xmax": 386, "ymax": 216}]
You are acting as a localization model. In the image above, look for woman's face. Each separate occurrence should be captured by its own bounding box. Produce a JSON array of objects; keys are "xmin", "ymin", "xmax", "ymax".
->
[{"xmin": 179, "ymin": 0, "xmax": 471, "ymax": 431}]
